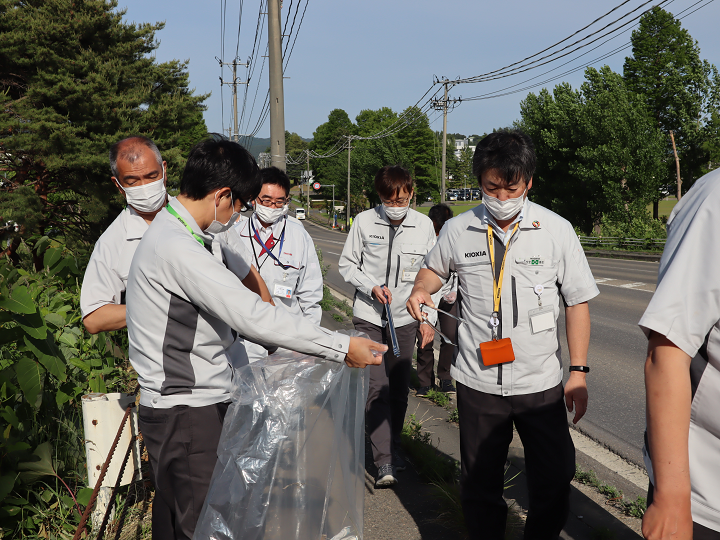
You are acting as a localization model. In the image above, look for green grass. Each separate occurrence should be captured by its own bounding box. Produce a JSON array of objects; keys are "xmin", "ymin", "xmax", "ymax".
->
[
  {"xmin": 649, "ymin": 197, "xmax": 678, "ymax": 217},
  {"xmin": 425, "ymin": 388, "xmax": 451, "ymax": 407},
  {"xmin": 574, "ymin": 465, "xmax": 647, "ymax": 518},
  {"xmin": 415, "ymin": 202, "xmax": 481, "ymax": 216},
  {"xmin": 448, "ymin": 408, "xmax": 459, "ymax": 423}
]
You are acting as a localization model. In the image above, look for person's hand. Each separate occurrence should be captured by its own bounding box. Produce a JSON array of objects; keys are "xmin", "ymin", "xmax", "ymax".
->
[
  {"xmin": 419, "ymin": 322, "xmax": 435, "ymax": 348},
  {"xmin": 372, "ymin": 285, "xmax": 392, "ymax": 304},
  {"xmin": 564, "ymin": 371, "xmax": 588, "ymax": 424},
  {"xmin": 406, "ymin": 285, "xmax": 434, "ymax": 322},
  {"xmin": 345, "ymin": 337, "xmax": 386, "ymax": 368},
  {"xmin": 642, "ymin": 492, "xmax": 692, "ymax": 540}
]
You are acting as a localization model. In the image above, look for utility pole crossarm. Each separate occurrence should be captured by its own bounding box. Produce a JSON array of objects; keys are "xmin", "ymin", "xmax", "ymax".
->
[
  {"xmin": 431, "ymin": 79, "xmax": 461, "ymax": 203},
  {"xmin": 218, "ymin": 57, "xmax": 249, "ymax": 142}
]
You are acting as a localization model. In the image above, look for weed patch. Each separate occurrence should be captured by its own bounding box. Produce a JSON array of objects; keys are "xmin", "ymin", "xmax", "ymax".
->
[
  {"xmin": 425, "ymin": 389, "xmax": 451, "ymax": 407},
  {"xmin": 574, "ymin": 465, "xmax": 647, "ymax": 518},
  {"xmin": 448, "ymin": 408, "xmax": 459, "ymax": 423}
]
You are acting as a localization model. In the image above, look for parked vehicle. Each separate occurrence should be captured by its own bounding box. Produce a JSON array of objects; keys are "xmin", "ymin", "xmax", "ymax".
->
[{"xmin": 295, "ymin": 208, "xmax": 306, "ymax": 220}]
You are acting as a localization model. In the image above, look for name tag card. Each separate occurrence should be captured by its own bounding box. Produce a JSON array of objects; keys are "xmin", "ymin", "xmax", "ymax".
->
[
  {"xmin": 528, "ymin": 305, "xmax": 555, "ymax": 334},
  {"xmin": 401, "ymin": 267, "xmax": 419, "ymax": 282},
  {"xmin": 273, "ymin": 283, "xmax": 293, "ymax": 299}
]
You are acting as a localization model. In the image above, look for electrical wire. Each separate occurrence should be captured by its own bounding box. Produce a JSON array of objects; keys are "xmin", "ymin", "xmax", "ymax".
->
[
  {"xmin": 459, "ymin": 0, "xmax": 714, "ymax": 102},
  {"xmin": 457, "ymin": 0, "xmax": 668, "ymax": 84}
]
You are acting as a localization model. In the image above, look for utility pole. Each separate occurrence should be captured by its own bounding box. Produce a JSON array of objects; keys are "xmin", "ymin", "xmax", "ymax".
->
[
  {"xmin": 268, "ymin": 0, "xmax": 286, "ymax": 171},
  {"xmin": 432, "ymin": 79, "xmax": 461, "ymax": 203},
  {"xmin": 670, "ymin": 130, "xmax": 682, "ymax": 201},
  {"xmin": 306, "ymin": 150, "xmax": 311, "ymax": 215},
  {"xmin": 218, "ymin": 57, "xmax": 249, "ymax": 141},
  {"xmin": 346, "ymin": 136, "xmax": 353, "ymax": 227}
]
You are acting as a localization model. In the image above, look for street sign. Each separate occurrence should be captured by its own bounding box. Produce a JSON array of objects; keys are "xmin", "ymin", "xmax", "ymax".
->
[{"xmin": 313, "ymin": 182, "xmax": 321, "ymax": 190}]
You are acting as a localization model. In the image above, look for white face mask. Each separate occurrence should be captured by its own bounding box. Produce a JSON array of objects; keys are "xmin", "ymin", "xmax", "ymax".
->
[
  {"xmin": 383, "ymin": 204, "xmax": 409, "ymax": 221},
  {"xmin": 482, "ymin": 190, "xmax": 526, "ymax": 221},
  {"xmin": 204, "ymin": 191, "xmax": 240, "ymax": 234},
  {"xmin": 116, "ymin": 167, "xmax": 167, "ymax": 213},
  {"xmin": 254, "ymin": 203, "xmax": 288, "ymax": 225}
]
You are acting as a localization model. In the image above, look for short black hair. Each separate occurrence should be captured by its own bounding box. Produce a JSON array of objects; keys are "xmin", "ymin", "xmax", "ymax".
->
[
  {"xmin": 428, "ymin": 204, "xmax": 453, "ymax": 235},
  {"xmin": 374, "ymin": 165, "xmax": 413, "ymax": 200},
  {"xmin": 180, "ymin": 138, "xmax": 260, "ymax": 205},
  {"xmin": 472, "ymin": 130, "xmax": 536, "ymax": 186},
  {"xmin": 259, "ymin": 166, "xmax": 291, "ymax": 197}
]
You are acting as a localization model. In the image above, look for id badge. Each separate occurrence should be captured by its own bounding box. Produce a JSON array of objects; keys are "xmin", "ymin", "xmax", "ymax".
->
[
  {"xmin": 479, "ymin": 338, "xmax": 515, "ymax": 366},
  {"xmin": 273, "ymin": 282, "xmax": 293, "ymax": 299},
  {"xmin": 401, "ymin": 267, "xmax": 420, "ymax": 282},
  {"xmin": 528, "ymin": 305, "xmax": 555, "ymax": 334}
]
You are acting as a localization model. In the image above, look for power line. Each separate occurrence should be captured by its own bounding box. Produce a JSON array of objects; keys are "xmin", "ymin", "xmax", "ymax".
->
[
  {"xmin": 457, "ymin": 0, "xmax": 671, "ymax": 85},
  {"xmin": 458, "ymin": 0, "xmax": 714, "ymax": 102}
]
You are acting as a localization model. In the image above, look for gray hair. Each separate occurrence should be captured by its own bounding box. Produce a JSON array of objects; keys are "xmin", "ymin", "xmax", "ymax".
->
[{"xmin": 109, "ymin": 136, "xmax": 163, "ymax": 178}]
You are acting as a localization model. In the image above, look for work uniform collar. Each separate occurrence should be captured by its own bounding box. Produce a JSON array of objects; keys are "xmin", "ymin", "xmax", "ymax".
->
[
  {"xmin": 166, "ymin": 196, "xmax": 213, "ymax": 246},
  {"xmin": 125, "ymin": 205, "xmax": 150, "ymax": 241},
  {"xmin": 251, "ymin": 212, "xmax": 286, "ymax": 238},
  {"xmin": 374, "ymin": 204, "xmax": 417, "ymax": 228}
]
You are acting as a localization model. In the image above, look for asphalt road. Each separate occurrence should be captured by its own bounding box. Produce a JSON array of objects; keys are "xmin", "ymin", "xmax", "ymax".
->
[{"xmin": 303, "ymin": 219, "xmax": 657, "ymax": 467}]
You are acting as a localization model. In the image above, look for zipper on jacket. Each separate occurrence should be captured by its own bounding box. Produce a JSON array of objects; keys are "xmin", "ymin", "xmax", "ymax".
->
[
  {"xmin": 512, "ymin": 276, "xmax": 518, "ymax": 328},
  {"xmin": 395, "ymin": 254, "xmax": 401, "ymax": 288}
]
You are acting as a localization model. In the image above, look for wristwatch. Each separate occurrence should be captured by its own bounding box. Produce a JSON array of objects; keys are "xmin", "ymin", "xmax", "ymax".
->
[{"xmin": 569, "ymin": 365, "xmax": 590, "ymax": 373}]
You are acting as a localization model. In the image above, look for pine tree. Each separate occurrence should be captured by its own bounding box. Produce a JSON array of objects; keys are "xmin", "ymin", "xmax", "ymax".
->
[{"xmin": 0, "ymin": 0, "xmax": 207, "ymax": 266}]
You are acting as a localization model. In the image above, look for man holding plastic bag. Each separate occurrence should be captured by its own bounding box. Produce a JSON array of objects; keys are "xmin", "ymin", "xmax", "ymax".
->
[{"xmin": 126, "ymin": 138, "xmax": 385, "ymax": 540}]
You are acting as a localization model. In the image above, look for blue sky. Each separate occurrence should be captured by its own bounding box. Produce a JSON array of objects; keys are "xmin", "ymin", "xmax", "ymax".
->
[{"xmin": 116, "ymin": 0, "xmax": 720, "ymax": 141}]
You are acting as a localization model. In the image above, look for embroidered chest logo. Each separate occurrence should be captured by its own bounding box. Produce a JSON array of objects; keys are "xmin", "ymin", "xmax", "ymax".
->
[
  {"xmin": 464, "ymin": 251, "xmax": 487, "ymax": 258},
  {"xmin": 530, "ymin": 257, "xmax": 544, "ymax": 265},
  {"xmin": 369, "ymin": 234, "xmax": 385, "ymax": 240}
]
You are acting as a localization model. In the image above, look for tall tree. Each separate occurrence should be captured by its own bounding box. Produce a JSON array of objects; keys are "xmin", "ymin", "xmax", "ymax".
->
[
  {"xmin": 284, "ymin": 131, "xmax": 309, "ymax": 184},
  {"xmin": 352, "ymin": 108, "xmax": 406, "ymax": 207},
  {"xmin": 0, "ymin": 0, "xmax": 208, "ymax": 266},
  {"xmin": 519, "ymin": 66, "xmax": 665, "ymax": 234},
  {"xmin": 396, "ymin": 106, "xmax": 437, "ymax": 201},
  {"xmin": 623, "ymin": 6, "xmax": 719, "ymax": 205},
  {"xmin": 309, "ymin": 109, "xmax": 355, "ymax": 202}
]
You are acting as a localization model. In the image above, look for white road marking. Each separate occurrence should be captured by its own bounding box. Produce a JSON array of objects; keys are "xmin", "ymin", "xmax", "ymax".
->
[
  {"xmin": 326, "ymin": 251, "xmax": 341, "ymax": 256},
  {"xmin": 595, "ymin": 278, "xmax": 655, "ymax": 292},
  {"xmin": 619, "ymin": 282, "xmax": 647, "ymax": 289}
]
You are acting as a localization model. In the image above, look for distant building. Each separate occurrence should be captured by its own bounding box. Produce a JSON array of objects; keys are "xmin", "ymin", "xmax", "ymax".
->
[{"xmin": 454, "ymin": 138, "xmax": 476, "ymax": 159}]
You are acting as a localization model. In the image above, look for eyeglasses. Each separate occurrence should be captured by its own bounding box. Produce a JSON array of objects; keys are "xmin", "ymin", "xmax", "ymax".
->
[
  {"xmin": 381, "ymin": 196, "xmax": 411, "ymax": 207},
  {"xmin": 256, "ymin": 196, "xmax": 289, "ymax": 208}
]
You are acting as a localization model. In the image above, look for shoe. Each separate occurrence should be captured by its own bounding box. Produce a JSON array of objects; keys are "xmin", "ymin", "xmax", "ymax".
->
[
  {"xmin": 439, "ymin": 379, "xmax": 456, "ymax": 394},
  {"xmin": 416, "ymin": 385, "xmax": 432, "ymax": 397},
  {"xmin": 375, "ymin": 463, "xmax": 398, "ymax": 487},
  {"xmin": 393, "ymin": 450, "xmax": 407, "ymax": 472}
]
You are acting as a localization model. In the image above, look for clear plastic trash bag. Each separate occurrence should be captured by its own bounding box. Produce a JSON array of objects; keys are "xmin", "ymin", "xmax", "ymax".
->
[{"xmin": 193, "ymin": 341, "xmax": 370, "ymax": 540}]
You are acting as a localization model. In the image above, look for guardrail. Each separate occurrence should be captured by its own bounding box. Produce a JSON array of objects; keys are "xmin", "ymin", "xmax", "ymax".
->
[{"xmin": 578, "ymin": 236, "xmax": 666, "ymax": 250}]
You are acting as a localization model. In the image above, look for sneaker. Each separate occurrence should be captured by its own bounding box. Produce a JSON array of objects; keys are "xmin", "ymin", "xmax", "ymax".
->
[
  {"xmin": 393, "ymin": 450, "xmax": 407, "ymax": 472},
  {"xmin": 375, "ymin": 463, "xmax": 398, "ymax": 487},
  {"xmin": 439, "ymin": 379, "xmax": 456, "ymax": 394},
  {"xmin": 416, "ymin": 385, "xmax": 433, "ymax": 397}
]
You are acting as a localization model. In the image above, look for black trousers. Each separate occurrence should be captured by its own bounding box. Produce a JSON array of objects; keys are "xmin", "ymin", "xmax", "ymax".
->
[
  {"xmin": 647, "ymin": 484, "xmax": 720, "ymax": 540},
  {"xmin": 353, "ymin": 317, "xmax": 418, "ymax": 468},
  {"xmin": 416, "ymin": 298, "xmax": 457, "ymax": 387},
  {"xmin": 139, "ymin": 402, "xmax": 229, "ymax": 540},
  {"xmin": 457, "ymin": 382, "xmax": 575, "ymax": 540}
]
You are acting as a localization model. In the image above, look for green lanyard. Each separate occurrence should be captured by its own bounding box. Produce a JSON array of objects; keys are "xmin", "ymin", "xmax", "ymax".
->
[{"xmin": 166, "ymin": 204, "xmax": 206, "ymax": 247}]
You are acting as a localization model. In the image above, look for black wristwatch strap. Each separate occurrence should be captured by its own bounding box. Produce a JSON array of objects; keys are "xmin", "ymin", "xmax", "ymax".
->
[{"xmin": 569, "ymin": 365, "xmax": 590, "ymax": 373}]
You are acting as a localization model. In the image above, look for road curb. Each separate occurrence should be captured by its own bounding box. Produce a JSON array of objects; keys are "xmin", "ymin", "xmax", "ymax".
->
[{"xmin": 585, "ymin": 249, "xmax": 661, "ymax": 262}]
